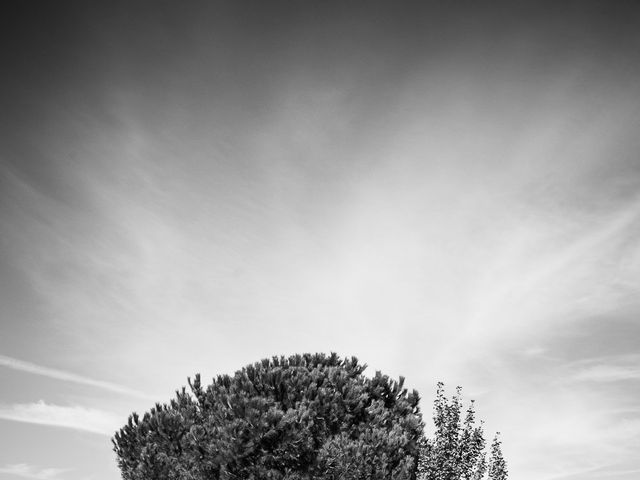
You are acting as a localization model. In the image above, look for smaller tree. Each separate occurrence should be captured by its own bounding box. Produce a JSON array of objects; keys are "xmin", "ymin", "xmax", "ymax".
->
[
  {"xmin": 418, "ymin": 383, "xmax": 507, "ymax": 480},
  {"xmin": 487, "ymin": 434, "xmax": 507, "ymax": 480}
]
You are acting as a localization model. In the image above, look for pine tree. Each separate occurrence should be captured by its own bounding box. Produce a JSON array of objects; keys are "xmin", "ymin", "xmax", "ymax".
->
[{"xmin": 113, "ymin": 353, "xmax": 424, "ymax": 480}]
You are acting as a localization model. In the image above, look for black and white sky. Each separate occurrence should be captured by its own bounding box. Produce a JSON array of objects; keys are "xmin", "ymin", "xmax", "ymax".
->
[{"xmin": 1, "ymin": 2, "xmax": 640, "ymax": 479}]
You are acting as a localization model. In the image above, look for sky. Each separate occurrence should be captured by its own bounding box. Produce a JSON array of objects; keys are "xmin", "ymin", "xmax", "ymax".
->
[{"xmin": 1, "ymin": 1, "xmax": 640, "ymax": 479}]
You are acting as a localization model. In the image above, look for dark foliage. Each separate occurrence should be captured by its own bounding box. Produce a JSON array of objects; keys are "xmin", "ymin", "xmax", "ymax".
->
[{"xmin": 113, "ymin": 353, "xmax": 423, "ymax": 480}]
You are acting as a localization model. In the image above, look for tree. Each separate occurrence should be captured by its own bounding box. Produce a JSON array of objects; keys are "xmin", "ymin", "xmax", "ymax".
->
[
  {"xmin": 112, "ymin": 353, "xmax": 424, "ymax": 480},
  {"xmin": 487, "ymin": 434, "xmax": 507, "ymax": 480},
  {"xmin": 417, "ymin": 383, "xmax": 507, "ymax": 480}
]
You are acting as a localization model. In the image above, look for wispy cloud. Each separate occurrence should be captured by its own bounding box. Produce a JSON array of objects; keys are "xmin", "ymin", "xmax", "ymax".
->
[
  {"xmin": 0, "ymin": 354, "xmax": 154, "ymax": 399},
  {"xmin": 460, "ymin": 193, "xmax": 640, "ymax": 347},
  {"xmin": 593, "ymin": 468, "xmax": 640, "ymax": 477},
  {"xmin": 569, "ymin": 355, "xmax": 640, "ymax": 383},
  {"xmin": 0, "ymin": 463, "xmax": 70, "ymax": 480},
  {"xmin": 546, "ymin": 465, "xmax": 640, "ymax": 480},
  {"xmin": 0, "ymin": 401, "xmax": 121, "ymax": 435}
]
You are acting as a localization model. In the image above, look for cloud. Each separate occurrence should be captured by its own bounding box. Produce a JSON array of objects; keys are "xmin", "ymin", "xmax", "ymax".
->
[
  {"xmin": 0, "ymin": 354, "xmax": 154, "ymax": 400},
  {"xmin": 0, "ymin": 401, "xmax": 122, "ymax": 435},
  {"xmin": 456, "ymin": 193, "xmax": 640, "ymax": 349},
  {"xmin": 594, "ymin": 468, "xmax": 640, "ymax": 477},
  {"xmin": 570, "ymin": 355, "xmax": 640, "ymax": 383},
  {"xmin": 0, "ymin": 463, "xmax": 70, "ymax": 480}
]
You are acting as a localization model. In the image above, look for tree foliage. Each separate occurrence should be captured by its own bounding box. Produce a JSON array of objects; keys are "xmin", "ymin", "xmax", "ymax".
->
[
  {"xmin": 486, "ymin": 435, "xmax": 507, "ymax": 480},
  {"xmin": 112, "ymin": 353, "xmax": 423, "ymax": 480},
  {"xmin": 417, "ymin": 383, "xmax": 507, "ymax": 480}
]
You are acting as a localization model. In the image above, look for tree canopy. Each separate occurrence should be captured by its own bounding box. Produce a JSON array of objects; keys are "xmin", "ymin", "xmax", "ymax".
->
[
  {"xmin": 113, "ymin": 354, "xmax": 507, "ymax": 480},
  {"xmin": 113, "ymin": 353, "xmax": 423, "ymax": 480}
]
